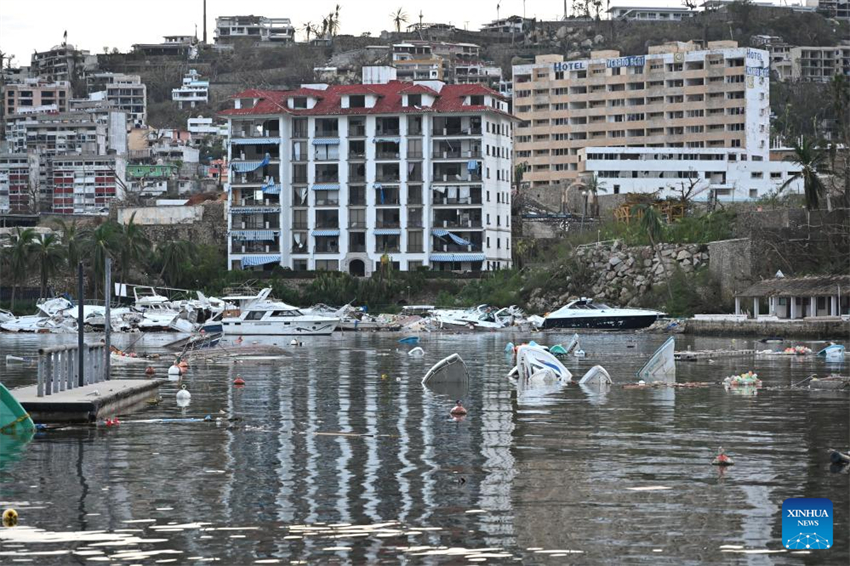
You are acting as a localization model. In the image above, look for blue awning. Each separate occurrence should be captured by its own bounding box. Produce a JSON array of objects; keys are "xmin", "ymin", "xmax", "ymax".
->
[
  {"xmin": 311, "ymin": 184, "xmax": 340, "ymax": 191},
  {"xmin": 373, "ymin": 137, "xmax": 401, "ymax": 143},
  {"xmin": 261, "ymin": 183, "xmax": 282, "ymax": 194},
  {"xmin": 230, "ymin": 154, "xmax": 270, "ymax": 172},
  {"xmin": 467, "ymin": 160, "xmax": 480, "ymax": 172},
  {"xmin": 312, "ymin": 229, "xmax": 340, "ymax": 237},
  {"xmin": 430, "ymin": 253, "xmax": 485, "ymax": 262},
  {"xmin": 312, "ymin": 138, "xmax": 340, "ymax": 145},
  {"xmin": 431, "ymin": 229, "xmax": 472, "ymax": 246},
  {"xmin": 231, "ymin": 137, "xmax": 281, "ymax": 145},
  {"xmin": 240, "ymin": 255, "xmax": 281, "ymax": 268},
  {"xmin": 231, "ymin": 230, "xmax": 279, "ymax": 241},
  {"xmin": 373, "ymin": 228, "xmax": 401, "ymax": 235}
]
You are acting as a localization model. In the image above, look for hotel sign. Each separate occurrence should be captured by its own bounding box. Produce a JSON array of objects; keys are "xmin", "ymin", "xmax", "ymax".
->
[
  {"xmin": 554, "ymin": 60, "xmax": 586, "ymax": 72},
  {"xmin": 607, "ymin": 55, "xmax": 645, "ymax": 68},
  {"xmin": 746, "ymin": 66, "xmax": 769, "ymax": 77}
]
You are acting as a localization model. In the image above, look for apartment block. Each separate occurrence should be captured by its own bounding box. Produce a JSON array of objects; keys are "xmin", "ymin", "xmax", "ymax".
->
[
  {"xmin": 30, "ymin": 44, "xmax": 96, "ymax": 82},
  {"xmin": 87, "ymin": 73, "xmax": 147, "ymax": 126},
  {"xmin": 50, "ymin": 155, "xmax": 126, "ymax": 214},
  {"xmin": 215, "ymin": 16, "xmax": 295, "ymax": 44},
  {"xmin": 809, "ymin": 0, "xmax": 850, "ymax": 20},
  {"xmin": 788, "ymin": 45, "xmax": 850, "ymax": 82},
  {"xmin": 188, "ymin": 116, "xmax": 228, "ymax": 137},
  {"xmin": 392, "ymin": 43, "xmax": 444, "ymax": 81},
  {"xmin": 4, "ymin": 110, "xmax": 127, "ymax": 157},
  {"xmin": 512, "ymin": 41, "xmax": 771, "ymax": 188},
  {"xmin": 132, "ymin": 36, "xmax": 198, "ymax": 58},
  {"xmin": 607, "ymin": 5, "xmax": 695, "ymax": 20},
  {"xmin": 3, "ymin": 79, "xmax": 71, "ymax": 116},
  {"xmin": 172, "ymin": 70, "xmax": 209, "ymax": 108},
  {"xmin": 392, "ymin": 41, "xmax": 503, "ymax": 88},
  {"xmin": 220, "ymin": 76, "xmax": 514, "ymax": 274},
  {"xmin": 579, "ymin": 147, "xmax": 802, "ymax": 202},
  {"xmin": 0, "ymin": 154, "xmax": 34, "ymax": 213}
]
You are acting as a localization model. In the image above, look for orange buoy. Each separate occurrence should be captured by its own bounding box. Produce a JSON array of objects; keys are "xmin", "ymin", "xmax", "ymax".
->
[
  {"xmin": 450, "ymin": 400, "xmax": 468, "ymax": 416},
  {"xmin": 234, "ymin": 377, "xmax": 246, "ymax": 386},
  {"xmin": 145, "ymin": 366, "xmax": 155, "ymax": 375},
  {"xmin": 711, "ymin": 447, "xmax": 735, "ymax": 466}
]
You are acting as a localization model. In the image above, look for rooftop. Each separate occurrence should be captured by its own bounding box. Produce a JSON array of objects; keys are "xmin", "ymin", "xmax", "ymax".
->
[{"xmin": 738, "ymin": 275, "xmax": 850, "ymax": 298}]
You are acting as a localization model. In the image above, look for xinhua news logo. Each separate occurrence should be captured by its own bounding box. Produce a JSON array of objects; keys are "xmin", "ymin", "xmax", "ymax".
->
[{"xmin": 782, "ymin": 498, "xmax": 833, "ymax": 550}]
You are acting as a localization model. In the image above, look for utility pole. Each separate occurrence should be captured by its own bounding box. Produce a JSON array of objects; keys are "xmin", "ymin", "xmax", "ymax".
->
[
  {"xmin": 104, "ymin": 257, "xmax": 111, "ymax": 381},
  {"xmin": 203, "ymin": 0, "xmax": 208, "ymax": 44},
  {"xmin": 77, "ymin": 262, "xmax": 85, "ymax": 387}
]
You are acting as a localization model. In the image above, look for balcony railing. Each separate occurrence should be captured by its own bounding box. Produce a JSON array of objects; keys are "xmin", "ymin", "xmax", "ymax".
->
[
  {"xmin": 375, "ymin": 174, "xmax": 400, "ymax": 183},
  {"xmin": 293, "ymin": 176, "xmax": 308, "ymax": 184},
  {"xmin": 348, "ymin": 221, "xmax": 368, "ymax": 229},
  {"xmin": 292, "ymin": 129, "xmax": 308, "ymax": 138},
  {"xmin": 375, "ymin": 128, "xmax": 400, "ymax": 136},
  {"xmin": 291, "ymin": 246, "xmax": 308, "ymax": 254},
  {"xmin": 434, "ymin": 219, "xmax": 483, "ymax": 229},
  {"xmin": 407, "ymin": 150, "xmax": 423, "ymax": 159},
  {"xmin": 349, "ymin": 196, "xmax": 366, "ymax": 206},
  {"xmin": 315, "ymin": 245, "xmax": 340, "ymax": 254},
  {"xmin": 375, "ymin": 151, "xmax": 401, "ymax": 160},
  {"xmin": 431, "ymin": 173, "xmax": 482, "ymax": 183},
  {"xmin": 375, "ymin": 221, "xmax": 401, "ymax": 228},
  {"xmin": 433, "ymin": 196, "xmax": 482, "ymax": 205},
  {"xmin": 315, "ymin": 222, "xmax": 340, "ymax": 229},
  {"xmin": 349, "ymin": 244, "xmax": 367, "ymax": 252},
  {"xmin": 314, "ymin": 176, "xmax": 340, "ymax": 184},
  {"xmin": 348, "ymin": 152, "xmax": 366, "ymax": 160},
  {"xmin": 292, "ymin": 222, "xmax": 308, "ymax": 230},
  {"xmin": 407, "ymin": 245, "xmax": 424, "ymax": 253},
  {"xmin": 314, "ymin": 130, "xmax": 339, "ymax": 138},
  {"xmin": 431, "ymin": 126, "xmax": 482, "ymax": 136},
  {"xmin": 315, "ymin": 197, "xmax": 339, "ymax": 206},
  {"xmin": 349, "ymin": 126, "xmax": 367, "ymax": 137},
  {"xmin": 432, "ymin": 149, "xmax": 482, "ymax": 159}
]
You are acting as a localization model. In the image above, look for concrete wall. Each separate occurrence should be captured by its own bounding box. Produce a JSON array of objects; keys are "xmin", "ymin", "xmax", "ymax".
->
[
  {"xmin": 685, "ymin": 318, "xmax": 850, "ymax": 340},
  {"xmin": 116, "ymin": 201, "xmax": 227, "ymax": 250},
  {"xmin": 708, "ymin": 238, "xmax": 756, "ymax": 301},
  {"xmin": 118, "ymin": 205, "xmax": 204, "ymax": 225}
]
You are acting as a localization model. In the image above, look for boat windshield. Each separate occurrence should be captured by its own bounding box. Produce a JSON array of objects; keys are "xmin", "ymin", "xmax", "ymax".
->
[{"xmin": 270, "ymin": 310, "xmax": 303, "ymax": 317}]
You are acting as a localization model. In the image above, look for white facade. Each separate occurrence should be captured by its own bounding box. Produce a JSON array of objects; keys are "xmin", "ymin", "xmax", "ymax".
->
[
  {"xmin": 579, "ymin": 147, "xmax": 803, "ymax": 202},
  {"xmin": 0, "ymin": 172, "xmax": 9, "ymax": 213},
  {"xmin": 215, "ymin": 16, "xmax": 295, "ymax": 44},
  {"xmin": 608, "ymin": 6, "xmax": 694, "ymax": 20},
  {"xmin": 172, "ymin": 70, "xmax": 209, "ymax": 108},
  {"xmin": 224, "ymin": 81, "xmax": 514, "ymax": 274},
  {"xmin": 87, "ymin": 73, "xmax": 147, "ymax": 126},
  {"xmin": 188, "ymin": 116, "xmax": 228, "ymax": 137},
  {"xmin": 50, "ymin": 155, "xmax": 126, "ymax": 215}
]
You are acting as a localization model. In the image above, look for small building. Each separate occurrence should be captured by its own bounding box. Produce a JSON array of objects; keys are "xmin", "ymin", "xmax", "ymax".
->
[
  {"xmin": 215, "ymin": 15, "xmax": 295, "ymax": 44},
  {"xmin": 736, "ymin": 275, "xmax": 850, "ymax": 320},
  {"xmin": 30, "ymin": 44, "xmax": 96, "ymax": 82},
  {"xmin": 172, "ymin": 70, "xmax": 209, "ymax": 108},
  {"xmin": 2, "ymin": 79, "xmax": 71, "ymax": 116},
  {"xmin": 607, "ymin": 6, "xmax": 695, "ymax": 21},
  {"xmin": 86, "ymin": 73, "xmax": 147, "ymax": 127},
  {"xmin": 133, "ymin": 36, "xmax": 196, "ymax": 58},
  {"xmin": 51, "ymin": 154, "xmax": 126, "ymax": 214}
]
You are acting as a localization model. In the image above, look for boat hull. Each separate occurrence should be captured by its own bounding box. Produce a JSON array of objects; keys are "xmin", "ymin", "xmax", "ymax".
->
[
  {"xmin": 222, "ymin": 321, "xmax": 338, "ymax": 336},
  {"xmin": 542, "ymin": 314, "xmax": 658, "ymax": 330}
]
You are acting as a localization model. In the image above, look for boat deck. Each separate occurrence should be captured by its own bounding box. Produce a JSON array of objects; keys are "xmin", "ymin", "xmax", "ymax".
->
[{"xmin": 12, "ymin": 379, "xmax": 165, "ymax": 424}]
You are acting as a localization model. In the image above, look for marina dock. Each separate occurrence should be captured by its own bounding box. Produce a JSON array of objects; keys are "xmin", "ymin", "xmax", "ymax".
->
[
  {"xmin": 13, "ymin": 379, "xmax": 165, "ymax": 424},
  {"xmin": 675, "ymin": 349, "xmax": 755, "ymax": 361}
]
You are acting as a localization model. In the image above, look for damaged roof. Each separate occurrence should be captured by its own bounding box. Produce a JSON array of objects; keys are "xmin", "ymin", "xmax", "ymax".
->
[{"xmin": 737, "ymin": 275, "xmax": 850, "ymax": 298}]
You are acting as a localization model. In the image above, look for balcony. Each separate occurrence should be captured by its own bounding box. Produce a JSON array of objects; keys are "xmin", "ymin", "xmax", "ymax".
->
[
  {"xmin": 349, "ymin": 244, "xmax": 367, "ymax": 252},
  {"xmin": 431, "ymin": 172, "xmax": 482, "ymax": 183},
  {"xmin": 349, "ymin": 126, "xmax": 367, "ymax": 137},
  {"xmin": 375, "ymin": 150, "xmax": 401, "ymax": 160},
  {"xmin": 315, "ymin": 196, "xmax": 339, "ymax": 206},
  {"xmin": 375, "ymin": 220, "xmax": 401, "ymax": 229},
  {"xmin": 292, "ymin": 222, "xmax": 309, "ymax": 230},
  {"xmin": 432, "ymin": 149, "xmax": 482, "ymax": 159},
  {"xmin": 433, "ymin": 195, "xmax": 482, "ymax": 206},
  {"xmin": 431, "ymin": 126, "xmax": 482, "ymax": 137},
  {"xmin": 348, "ymin": 220, "xmax": 368, "ymax": 229},
  {"xmin": 375, "ymin": 128, "xmax": 400, "ymax": 136},
  {"xmin": 315, "ymin": 243, "xmax": 340, "ymax": 254},
  {"xmin": 348, "ymin": 151, "xmax": 366, "ymax": 160},
  {"xmin": 375, "ymin": 174, "xmax": 401, "ymax": 184}
]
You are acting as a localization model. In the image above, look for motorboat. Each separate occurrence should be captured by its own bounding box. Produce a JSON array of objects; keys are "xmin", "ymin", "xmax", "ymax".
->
[
  {"xmin": 432, "ymin": 304, "xmax": 521, "ymax": 329},
  {"xmin": 0, "ymin": 298, "xmax": 77, "ymax": 333},
  {"xmin": 221, "ymin": 288, "xmax": 339, "ymax": 335},
  {"xmin": 542, "ymin": 298, "xmax": 664, "ymax": 330},
  {"xmin": 637, "ymin": 337, "xmax": 676, "ymax": 382},
  {"xmin": 515, "ymin": 345, "xmax": 573, "ymax": 384}
]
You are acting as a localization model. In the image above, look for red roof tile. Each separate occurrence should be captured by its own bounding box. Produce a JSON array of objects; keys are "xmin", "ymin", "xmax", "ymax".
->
[{"xmin": 221, "ymin": 81, "xmax": 514, "ymax": 119}]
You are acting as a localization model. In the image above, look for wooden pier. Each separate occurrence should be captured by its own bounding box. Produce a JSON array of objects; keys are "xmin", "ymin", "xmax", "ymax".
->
[{"xmin": 13, "ymin": 379, "xmax": 165, "ymax": 424}]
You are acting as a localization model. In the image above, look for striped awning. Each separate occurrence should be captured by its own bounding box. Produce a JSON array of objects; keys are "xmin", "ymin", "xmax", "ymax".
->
[
  {"xmin": 373, "ymin": 228, "xmax": 401, "ymax": 235},
  {"xmin": 311, "ymin": 184, "xmax": 340, "ymax": 191},
  {"xmin": 312, "ymin": 138, "xmax": 340, "ymax": 145},
  {"xmin": 230, "ymin": 207, "xmax": 280, "ymax": 214},
  {"xmin": 430, "ymin": 253, "xmax": 485, "ymax": 262},
  {"xmin": 231, "ymin": 154, "xmax": 270, "ymax": 173},
  {"xmin": 240, "ymin": 255, "xmax": 281, "ymax": 268},
  {"xmin": 312, "ymin": 229, "xmax": 340, "ymax": 237},
  {"xmin": 231, "ymin": 137, "xmax": 281, "ymax": 145},
  {"xmin": 373, "ymin": 137, "xmax": 401, "ymax": 143},
  {"xmin": 231, "ymin": 230, "xmax": 279, "ymax": 241},
  {"xmin": 261, "ymin": 183, "xmax": 282, "ymax": 194}
]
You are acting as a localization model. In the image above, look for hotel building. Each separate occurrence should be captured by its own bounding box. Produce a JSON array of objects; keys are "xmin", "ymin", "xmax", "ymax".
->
[
  {"xmin": 512, "ymin": 41, "xmax": 775, "ymax": 195},
  {"xmin": 220, "ymin": 73, "xmax": 514, "ymax": 274}
]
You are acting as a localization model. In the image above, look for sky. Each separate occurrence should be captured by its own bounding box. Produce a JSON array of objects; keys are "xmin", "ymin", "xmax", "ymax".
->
[{"xmin": 0, "ymin": 0, "xmax": 790, "ymax": 65}]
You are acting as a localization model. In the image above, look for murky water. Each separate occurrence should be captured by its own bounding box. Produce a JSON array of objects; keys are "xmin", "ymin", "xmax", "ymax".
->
[{"xmin": 0, "ymin": 332, "xmax": 848, "ymax": 564}]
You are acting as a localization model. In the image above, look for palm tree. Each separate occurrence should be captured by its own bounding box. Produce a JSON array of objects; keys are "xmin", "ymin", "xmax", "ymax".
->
[
  {"xmin": 155, "ymin": 240, "xmax": 198, "ymax": 287},
  {"xmin": 117, "ymin": 212, "xmax": 150, "ymax": 286},
  {"xmin": 53, "ymin": 218, "xmax": 81, "ymax": 273},
  {"xmin": 83, "ymin": 221, "xmax": 120, "ymax": 298},
  {"xmin": 391, "ymin": 8, "xmax": 408, "ymax": 33},
  {"xmin": 575, "ymin": 174, "xmax": 606, "ymax": 217},
  {"xmin": 780, "ymin": 137, "xmax": 826, "ymax": 211},
  {"xmin": 327, "ymin": 5, "xmax": 341, "ymax": 38},
  {"xmin": 301, "ymin": 21, "xmax": 315, "ymax": 42},
  {"xmin": 31, "ymin": 233, "xmax": 65, "ymax": 298},
  {"xmin": 632, "ymin": 204, "xmax": 672, "ymax": 300},
  {"xmin": 5, "ymin": 227, "xmax": 36, "ymax": 310}
]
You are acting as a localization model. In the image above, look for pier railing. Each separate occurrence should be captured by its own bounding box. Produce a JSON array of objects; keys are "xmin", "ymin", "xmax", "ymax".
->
[{"xmin": 37, "ymin": 344, "xmax": 108, "ymax": 398}]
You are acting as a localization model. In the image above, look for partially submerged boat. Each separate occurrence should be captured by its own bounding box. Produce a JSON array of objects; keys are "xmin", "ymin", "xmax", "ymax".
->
[
  {"xmin": 542, "ymin": 298, "xmax": 664, "ymax": 330},
  {"xmin": 0, "ymin": 383, "xmax": 34, "ymax": 434},
  {"xmin": 636, "ymin": 337, "xmax": 676, "ymax": 382},
  {"xmin": 515, "ymin": 345, "xmax": 573, "ymax": 385},
  {"xmin": 422, "ymin": 354, "xmax": 469, "ymax": 387},
  {"xmin": 817, "ymin": 344, "xmax": 846, "ymax": 363},
  {"xmin": 221, "ymin": 288, "xmax": 339, "ymax": 336},
  {"xmin": 579, "ymin": 365, "xmax": 613, "ymax": 385}
]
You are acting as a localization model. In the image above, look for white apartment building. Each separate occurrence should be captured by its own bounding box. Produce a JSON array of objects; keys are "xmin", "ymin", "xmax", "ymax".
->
[
  {"xmin": 87, "ymin": 73, "xmax": 147, "ymax": 126},
  {"xmin": 4, "ymin": 110, "xmax": 127, "ymax": 157},
  {"xmin": 392, "ymin": 43, "xmax": 443, "ymax": 81},
  {"xmin": 808, "ymin": 0, "xmax": 850, "ymax": 20},
  {"xmin": 220, "ymin": 76, "xmax": 514, "ymax": 274},
  {"xmin": 215, "ymin": 16, "xmax": 295, "ymax": 44},
  {"xmin": 513, "ymin": 41, "xmax": 772, "ymax": 188},
  {"xmin": 50, "ymin": 155, "xmax": 126, "ymax": 215},
  {"xmin": 0, "ymin": 172, "xmax": 9, "ymax": 213},
  {"xmin": 607, "ymin": 6, "xmax": 694, "ymax": 20},
  {"xmin": 172, "ymin": 70, "xmax": 209, "ymax": 108},
  {"xmin": 0, "ymin": 154, "xmax": 35, "ymax": 213},
  {"xmin": 578, "ymin": 147, "xmax": 802, "ymax": 202},
  {"xmin": 788, "ymin": 44, "xmax": 850, "ymax": 82},
  {"xmin": 188, "ymin": 116, "xmax": 228, "ymax": 137}
]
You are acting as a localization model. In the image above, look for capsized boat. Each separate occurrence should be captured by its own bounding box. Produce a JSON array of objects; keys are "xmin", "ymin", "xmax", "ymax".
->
[
  {"xmin": 579, "ymin": 365, "xmax": 613, "ymax": 385},
  {"xmin": 0, "ymin": 383, "xmax": 34, "ymax": 434},
  {"xmin": 542, "ymin": 298, "xmax": 664, "ymax": 330},
  {"xmin": 515, "ymin": 345, "xmax": 573, "ymax": 384},
  {"xmin": 422, "ymin": 354, "xmax": 469, "ymax": 387},
  {"xmin": 636, "ymin": 337, "xmax": 676, "ymax": 382},
  {"xmin": 817, "ymin": 344, "xmax": 845, "ymax": 363}
]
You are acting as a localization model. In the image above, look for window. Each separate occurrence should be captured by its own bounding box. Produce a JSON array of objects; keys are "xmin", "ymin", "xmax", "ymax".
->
[
  {"xmin": 749, "ymin": 189, "xmax": 758, "ymax": 199},
  {"xmin": 407, "ymin": 230, "xmax": 423, "ymax": 253},
  {"xmin": 751, "ymin": 172, "xmax": 763, "ymax": 179},
  {"xmin": 292, "ymin": 97, "xmax": 308, "ymax": 109},
  {"xmin": 315, "ymin": 260, "xmax": 339, "ymax": 271},
  {"xmin": 348, "ymin": 95, "xmax": 365, "ymax": 108}
]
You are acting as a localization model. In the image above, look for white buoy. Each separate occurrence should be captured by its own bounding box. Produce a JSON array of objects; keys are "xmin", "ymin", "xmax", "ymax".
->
[
  {"xmin": 290, "ymin": 339, "xmax": 298, "ymax": 346},
  {"xmin": 168, "ymin": 364, "xmax": 181, "ymax": 377},
  {"xmin": 176, "ymin": 385, "xmax": 191, "ymax": 407},
  {"xmin": 574, "ymin": 349, "xmax": 586, "ymax": 358},
  {"xmin": 408, "ymin": 347, "xmax": 425, "ymax": 357}
]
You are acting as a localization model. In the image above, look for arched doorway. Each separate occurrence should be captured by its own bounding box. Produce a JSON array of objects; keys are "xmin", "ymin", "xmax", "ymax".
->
[{"xmin": 349, "ymin": 259, "xmax": 365, "ymax": 277}]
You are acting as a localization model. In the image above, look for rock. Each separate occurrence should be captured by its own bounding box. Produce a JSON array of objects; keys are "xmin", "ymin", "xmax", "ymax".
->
[
  {"xmin": 626, "ymin": 256, "xmax": 635, "ymax": 267},
  {"xmin": 567, "ymin": 51, "xmax": 582, "ymax": 60},
  {"xmin": 581, "ymin": 38, "xmax": 593, "ymax": 48},
  {"xmin": 556, "ymin": 26, "xmax": 568, "ymax": 40},
  {"xmin": 676, "ymin": 250, "xmax": 691, "ymax": 260},
  {"xmin": 609, "ymin": 256, "xmax": 622, "ymax": 266},
  {"xmin": 606, "ymin": 271, "xmax": 616, "ymax": 281},
  {"xmin": 594, "ymin": 34, "xmax": 605, "ymax": 44},
  {"xmin": 643, "ymin": 259, "xmax": 653, "ymax": 267}
]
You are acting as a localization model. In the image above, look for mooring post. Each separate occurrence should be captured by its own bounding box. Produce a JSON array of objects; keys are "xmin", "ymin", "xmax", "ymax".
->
[
  {"xmin": 44, "ymin": 352, "xmax": 53, "ymax": 396},
  {"xmin": 37, "ymin": 350, "xmax": 45, "ymax": 398},
  {"xmin": 105, "ymin": 257, "xmax": 111, "ymax": 381},
  {"xmin": 78, "ymin": 262, "xmax": 85, "ymax": 387}
]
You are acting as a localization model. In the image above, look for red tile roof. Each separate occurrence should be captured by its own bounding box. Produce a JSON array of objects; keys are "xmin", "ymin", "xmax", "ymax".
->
[{"xmin": 220, "ymin": 81, "xmax": 514, "ymax": 119}]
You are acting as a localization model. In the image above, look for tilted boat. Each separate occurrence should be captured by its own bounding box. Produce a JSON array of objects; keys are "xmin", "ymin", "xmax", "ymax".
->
[
  {"xmin": 637, "ymin": 337, "xmax": 676, "ymax": 382},
  {"xmin": 542, "ymin": 298, "xmax": 664, "ymax": 330},
  {"xmin": 221, "ymin": 288, "xmax": 339, "ymax": 336},
  {"xmin": 0, "ymin": 383, "xmax": 34, "ymax": 434},
  {"xmin": 515, "ymin": 345, "xmax": 573, "ymax": 384}
]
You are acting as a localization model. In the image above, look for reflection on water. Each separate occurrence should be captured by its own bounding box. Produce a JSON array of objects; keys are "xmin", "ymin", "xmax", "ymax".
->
[{"xmin": 0, "ymin": 332, "xmax": 847, "ymax": 564}]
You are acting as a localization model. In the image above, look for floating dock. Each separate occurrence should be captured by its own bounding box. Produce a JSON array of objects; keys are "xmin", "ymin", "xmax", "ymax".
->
[
  {"xmin": 12, "ymin": 379, "xmax": 165, "ymax": 424},
  {"xmin": 675, "ymin": 349, "xmax": 755, "ymax": 361}
]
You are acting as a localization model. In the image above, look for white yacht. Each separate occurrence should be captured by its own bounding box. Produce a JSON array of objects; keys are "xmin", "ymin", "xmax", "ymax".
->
[
  {"xmin": 221, "ymin": 288, "xmax": 339, "ymax": 335},
  {"xmin": 542, "ymin": 298, "xmax": 664, "ymax": 330}
]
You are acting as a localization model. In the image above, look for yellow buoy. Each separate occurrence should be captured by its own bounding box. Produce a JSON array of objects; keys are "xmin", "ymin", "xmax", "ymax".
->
[{"xmin": 2, "ymin": 508, "xmax": 18, "ymax": 527}]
